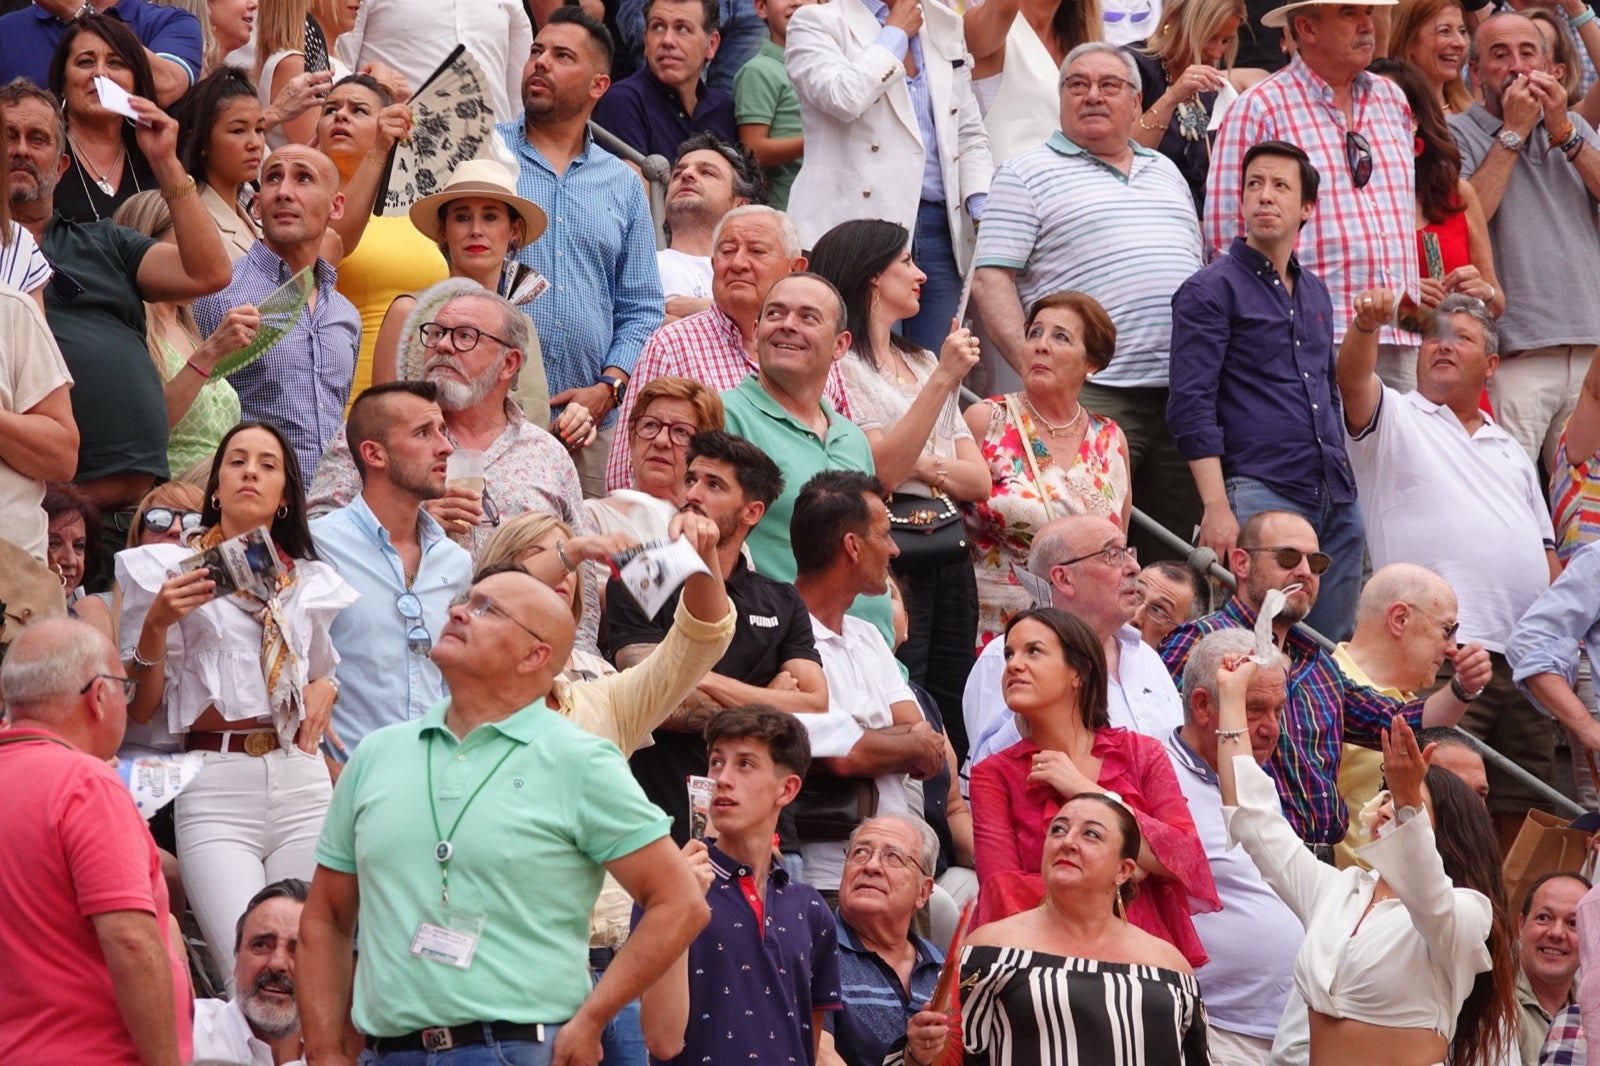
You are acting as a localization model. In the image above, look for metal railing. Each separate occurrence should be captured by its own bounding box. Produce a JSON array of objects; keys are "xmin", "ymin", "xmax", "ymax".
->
[
  {"xmin": 1127, "ymin": 506, "xmax": 1584, "ymax": 818},
  {"xmin": 587, "ymin": 121, "xmax": 671, "ymax": 249}
]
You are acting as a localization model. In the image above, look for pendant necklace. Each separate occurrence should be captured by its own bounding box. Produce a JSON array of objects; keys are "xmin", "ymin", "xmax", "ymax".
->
[
  {"xmin": 1022, "ymin": 393, "xmax": 1084, "ymax": 438},
  {"xmin": 69, "ymin": 132, "xmax": 124, "ymax": 197}
]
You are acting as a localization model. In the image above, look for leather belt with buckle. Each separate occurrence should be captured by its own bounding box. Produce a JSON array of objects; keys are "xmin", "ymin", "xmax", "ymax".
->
[
  {"xmin": 370, "ymin": 1021, "xmax": 548, "ymax": 1054},
  {"xmin": 183, "ymin": 731, "xmax": 279, "ymax": 757}
]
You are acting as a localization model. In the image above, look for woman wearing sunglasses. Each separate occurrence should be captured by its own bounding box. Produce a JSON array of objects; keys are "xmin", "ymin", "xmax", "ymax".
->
[
  {"xmin": 115, "ymin": 420, "xmax": 357, "ymax": 978},
  {"xmin": 968, "ymin": 607, "xmax": 1218, "ymax": 962},
  {"xmin": 586, "ymin": 376, "xmax": 725, "ymax": 544}
]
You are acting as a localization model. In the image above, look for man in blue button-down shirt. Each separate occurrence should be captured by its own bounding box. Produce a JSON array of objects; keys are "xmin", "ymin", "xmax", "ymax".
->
[
  {"xmin": 310, "ymin": 381, "xmax": 472, "ymax": 769},
  {"xmin": 1169, "ymin": 139, "xmax": 1364, "ymax": 641},
  {"xmin": 497, "ymin": 5, "xmax": 666, "ymax": 498}
]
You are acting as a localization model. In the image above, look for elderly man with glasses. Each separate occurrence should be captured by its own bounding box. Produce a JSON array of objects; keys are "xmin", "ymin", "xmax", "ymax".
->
[
  {"xmin": 1339, "ymin": 290, "xmax": 1559, "ymax": 853},
  {"xmin": 972, "ymin": 40, "xmax": 1205, "ymax": 563},
  {"xmin": 1203, "ymin": 0, "xmax": 1418, "ymax": 385},
  {"xmin": 1159, "ymin": 508, "xmax": 1484, "ymax": 861}
]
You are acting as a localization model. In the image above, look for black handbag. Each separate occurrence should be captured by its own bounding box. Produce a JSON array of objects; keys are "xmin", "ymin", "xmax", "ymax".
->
[
  {"xmin": 791, "ymin": 772, "xmax": 880, "ymax": 842},
  {"xmin": 886, "ymin": 492, "xmax": 969, "ymax": 570}
]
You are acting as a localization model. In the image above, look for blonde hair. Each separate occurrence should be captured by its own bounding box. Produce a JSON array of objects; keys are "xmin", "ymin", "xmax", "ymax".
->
[
  {"xmin": 149, "ymin": 0, "xmax": 216, "ymax": 71},
  {"xmin": 126, "ymin": 481, "xmax": 206, "ymax": 549},
  {"xmin": 1387, "ymin": 0, "xmax": 1472, "ymax": 113},
  {"xmin": 254, "ymin": 0, "xmax": 312, "ymax": 82},
  {"xmin": 112, "ymin": 191, "xmax": 205, "ymax": 379},
  {"xmin": 1144, "ymin": 0, "xmax": 1247, "ymax": 70},
  {"xmin": 479, "ymin": 513, "xmax": 585, "ymax": 625}
]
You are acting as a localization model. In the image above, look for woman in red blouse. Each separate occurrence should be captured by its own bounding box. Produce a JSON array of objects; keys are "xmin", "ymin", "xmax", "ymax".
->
[{"xmin": 968, "ymin": 606, "xmax": 1219, "ymax": 966}]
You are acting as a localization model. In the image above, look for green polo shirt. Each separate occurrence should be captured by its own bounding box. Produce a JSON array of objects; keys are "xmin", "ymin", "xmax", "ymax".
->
[
  {"xmin": 314, "ymin": 698, "xmax": 671, "ymax": 1036},
  {"xmin": 721, "ymin": 374, "xmax": 894, "ymax": 644}
]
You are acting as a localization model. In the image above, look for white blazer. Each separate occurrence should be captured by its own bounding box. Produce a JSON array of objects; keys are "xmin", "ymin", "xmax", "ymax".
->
[{"xmin": 784, "ymin": 0, "xmax": 994, "ymax": 272}]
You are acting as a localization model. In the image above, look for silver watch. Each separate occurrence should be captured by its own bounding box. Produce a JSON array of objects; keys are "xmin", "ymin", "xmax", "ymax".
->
[
  {"xmin": 1497, "ymin": 127, "xmax": 1526, "ymax": 152},
  {"xmin": 1395, "ymin": 803, "xmax": 1424, "ymax": 826}
]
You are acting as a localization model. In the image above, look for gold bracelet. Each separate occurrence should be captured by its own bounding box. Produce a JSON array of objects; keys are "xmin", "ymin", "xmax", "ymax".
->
[
  {"xmin": 160, "ymin": 175, "xmax": 197, "ymax": 202},
  {"xmin": 1137, "ymin": 110, "xmax": 1169, "ymax": 132}
]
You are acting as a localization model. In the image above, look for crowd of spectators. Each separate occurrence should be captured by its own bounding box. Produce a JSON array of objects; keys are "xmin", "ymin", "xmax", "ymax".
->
[{"xmin": 10, "ymin": 0, "xmax": 1600, "ymax": 1063}]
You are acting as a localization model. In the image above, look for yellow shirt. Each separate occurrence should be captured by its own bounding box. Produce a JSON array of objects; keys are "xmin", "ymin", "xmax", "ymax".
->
[
  {"xmin": 335, "ymin": 214, "xmax": 448, "ymax": 412},
  {"xmin": 1332, "ymin": 643, "xmax": 1412, "ymax": 869}
]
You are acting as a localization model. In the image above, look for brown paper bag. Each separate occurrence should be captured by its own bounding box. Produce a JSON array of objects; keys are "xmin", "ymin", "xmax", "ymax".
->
[{"xmin": 1502, "ymin": 809, "xmax": 1591, "ymax": 913}]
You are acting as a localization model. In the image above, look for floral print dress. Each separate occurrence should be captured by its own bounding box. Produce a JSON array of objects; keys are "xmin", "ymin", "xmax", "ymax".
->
[{"xmin": 964, "ymin": 394, "xmax": 1129, "ymax": 649}]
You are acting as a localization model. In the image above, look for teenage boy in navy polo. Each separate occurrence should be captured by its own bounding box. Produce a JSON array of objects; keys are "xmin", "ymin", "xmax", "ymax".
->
[{"xmin": 639, "ymin": 705, "xmax": 842, "ymax": 1065}]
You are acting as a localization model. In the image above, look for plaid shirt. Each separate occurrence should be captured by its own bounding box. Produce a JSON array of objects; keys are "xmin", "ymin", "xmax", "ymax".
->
[
  {"xmin": 1158, "ymin": 596, "xmax": 1423, "ymax": 843},
  {"xmin": 1203, "ymin": 55, "xmax": 1417, "ymax": 345},
  {"xmin": 603, "ymin": 304, "xmax": 853, "ymax": 491},
  {"xmin": 1542, "ymin": 1004, "xmax": 1586, "ymax": 1066}
]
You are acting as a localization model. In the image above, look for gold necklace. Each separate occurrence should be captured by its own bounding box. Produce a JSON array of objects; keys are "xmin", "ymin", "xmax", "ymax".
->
[{"xmin": 1022, "ymin": 392, "xmax": 1085, "ymax": 438}]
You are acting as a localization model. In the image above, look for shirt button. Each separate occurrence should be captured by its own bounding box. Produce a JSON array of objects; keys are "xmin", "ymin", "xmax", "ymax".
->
[
  {"xmin": 457, "ymin": 754, "xmax": 467, "ymax": 763},
  {"xmin": 870, "ymin": 144, "xmax": 880, "ymax": 152},
  {"xmin": 863, "ymin": 190, "xmax": 872, "ymax": 198}
]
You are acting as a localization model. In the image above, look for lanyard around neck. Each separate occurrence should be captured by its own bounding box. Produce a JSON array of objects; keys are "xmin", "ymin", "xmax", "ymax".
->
[{"xmin": 425, "ymin": 729, "xmax": 517, "ymax": 905}]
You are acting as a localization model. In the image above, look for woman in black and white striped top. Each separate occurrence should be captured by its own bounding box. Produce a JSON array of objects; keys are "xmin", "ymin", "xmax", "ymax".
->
[{"xmin": 891, "ymin": 792, "xmax": 1209, "ymax": 1066}]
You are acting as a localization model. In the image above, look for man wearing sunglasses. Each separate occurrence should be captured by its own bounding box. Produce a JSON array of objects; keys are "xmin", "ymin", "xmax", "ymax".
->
[
  {"xmin": 1204, "ymin": 0, "xmax": 1418, "ymax": 371},
  {"xmin": 1160, "ymin": 509, "xmax": 1486, "ymax": 860},
  {"xmin": 1341, "ymin": 290, "xmax": 1560, "ymax": 852},
  {"xmin": 310, "ymin": 382, "xmax": 473, "ymax": 772}
]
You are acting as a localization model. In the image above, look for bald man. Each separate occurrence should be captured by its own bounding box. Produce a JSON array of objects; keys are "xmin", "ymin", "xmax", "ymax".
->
[
  {"xmin": 194, "ymin": 144, "xmax": 361, "ymax": 477},
  {"xmin": 0, "ymin": 618, "xmax": 192, "ymax": 1065},
  {"xmin": 298, "ymin": 566, "xmax": 711, "ymax": 1066},
  {"xmin": 1332, "ymin": 564, "xmax": 1492, "ymax": 866}
]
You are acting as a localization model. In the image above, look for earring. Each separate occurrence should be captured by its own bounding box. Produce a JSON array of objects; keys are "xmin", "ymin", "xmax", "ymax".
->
[
  {"xmin": 211, "ymin": 495, "xmax": 221, "ymax": 511},
  {"xmin": 276, "ymin": 503, "xmax": 289, "ymax": 519},
  {"xmin": 1112, "ymin": 888, "xmax": 1127, "ymax": 921},
  {"xmin": 1414, "ymin": 134, "xmax": 1425, "ymax": 158}
]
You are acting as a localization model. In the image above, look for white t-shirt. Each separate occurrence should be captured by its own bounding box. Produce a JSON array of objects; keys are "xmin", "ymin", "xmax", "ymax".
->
[
  {"xmin": 656, "ymin": 248, "xmax": 712, "ymax": 301},
  {"xmin": 1346, "ymin": 385, "xmax": 1553, "ymax": 650},
  {"xmin": 0, "ymin": 286, "xmax": 72, "ymax": 563}
]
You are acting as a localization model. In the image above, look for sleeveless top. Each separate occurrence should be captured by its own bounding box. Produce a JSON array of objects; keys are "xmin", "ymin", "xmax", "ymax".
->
[
  {"xmin": 964, "ymin": 395, "xmax": 1128, "ymax": 648},
  {"xmin": 1418, "ymin": 207, "xmax": 1470, "ymax": 280},
  {"xmin": 335, "ymin": 214, "xmax": 449, "ymax": 413}
]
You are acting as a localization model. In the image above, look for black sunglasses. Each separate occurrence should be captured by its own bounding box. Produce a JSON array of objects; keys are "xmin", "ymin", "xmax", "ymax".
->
[
  {"xmin": 1345, "ymin": 130, "xmax": 1373, "ymax": 190},
  {"xmin": 1245, "ymin": 546, "xmax": 1333, "ymax": 575}
]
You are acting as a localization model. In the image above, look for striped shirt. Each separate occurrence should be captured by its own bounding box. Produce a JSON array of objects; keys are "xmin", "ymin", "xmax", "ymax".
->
[
  {"xmin": 603, "ymin": 304, "xmax": 852, "ymax": 491},
  {"xmin": 496, "ymin": 120, "xmax": 665, "ymax": 429},
  {"xmin": 1158, "ymin": 596, "xmax": 1423, "ymax": 844},
  {"xmin": 974, "ymin": 132, "xmax": 1202, "ymax": 387},
  {"xmin": 1204, "ymin": 55, "xmax": 1417, "ymax": 345},
  {"xmin": 0, "ymin": 223, "xmax": 50, "ymax": 295},
  {"xmin": 1551, "ymin": 428, "xmax": 1600, "ymax": 560}
]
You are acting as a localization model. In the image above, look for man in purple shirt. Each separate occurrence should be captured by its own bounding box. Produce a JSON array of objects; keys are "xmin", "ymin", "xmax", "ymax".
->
[
  {"xmin": 1168, "ymin": 139, "xmax": 1364, "ymax": 641},
  {"xmin": 640, "ymin": 705, "xmax": 842, "ymax": 1065}
]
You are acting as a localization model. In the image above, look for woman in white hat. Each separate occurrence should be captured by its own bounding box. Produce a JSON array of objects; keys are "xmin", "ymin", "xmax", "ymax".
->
[{"xmin": 369, "ymin": 158, "xmax": 583, "ymax": 437}]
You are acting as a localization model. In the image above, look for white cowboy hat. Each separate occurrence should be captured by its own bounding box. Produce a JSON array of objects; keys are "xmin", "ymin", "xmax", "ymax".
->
[
  {"xmin": 408, "ymin": 159, "xmax": 549, "ymax": 245},
  {"xmin": 1260, "ymin": 0, "xmax": 1397, "ymax": 29}
]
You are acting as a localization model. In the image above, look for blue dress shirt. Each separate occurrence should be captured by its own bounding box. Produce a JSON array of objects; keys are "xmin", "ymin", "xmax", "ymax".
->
[
  {"xmin": 310, "ymin": 496, "xmax": 473, "ymax": 756},
  {"xmin": 1167, "ymin": 236, "xmax": 1357, "ymax": 508},
  {"xmin": 1508, "ymin": 539, "xmax": 1600, "ymax": 718}
]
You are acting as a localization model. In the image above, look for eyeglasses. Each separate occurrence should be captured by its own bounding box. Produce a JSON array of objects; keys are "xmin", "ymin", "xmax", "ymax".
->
[
  {"xmin": 1404, "ymin": 602, "xmax": 1461, "ymax": 641},
  {"xmin": 1061, "ymin": 543, "xmax": 1137, "ymax": 568},
  {"xmin": 419, "ymin": 322, "xmax": 513, "ymax": 353},
  {"xmin": 397, "ymin": 591, "xmax": 432, "ymax": 655},
  {"xmin": 1245, "ymin": 546, "xmax": 1333, "ymax": 575},
  {"xmin": 1061, "ymin": 74, "xmax": 1135, "ymax": 97},
  {"xmin": 843, "ymin": 842, "xmax": 926, "ymax": 874},
  {"xmin": 1345, "ymin": 130, "xmax": 1373, "ymax": 190},
  {"xmin": 482, "ymin": 486, "xmax": 501, "ymax": 527},
  {"xmin": 1138, "ymin": 596, "xmax": 1175, "ymax": 628},
  {"xmin": 81, "ymin": 673, "xmax": 139, "ymax": 700},
  {"xmin": 634, "ymin": 416, "xmax": 698, "ymax": 448},
  {"xmin": 449, "ymin": 590, "xmax": 544, "ymax": 643},
  {"xmin": 141, "ymin": 508, "xmax": 204, "ymax": 535}
]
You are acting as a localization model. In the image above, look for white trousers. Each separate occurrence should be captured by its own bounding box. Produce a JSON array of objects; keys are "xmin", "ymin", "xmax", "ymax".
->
[
  {"xmin": 1490, "ymin": 344, "xmax": 1594, "ymax": 471},
  {"xmin": 175, "ymin": 746, "xmax": 331, "ymax": 979},
  {"xmin": 1208, "ymin": 1026, "xmax": 1273, "ymax": 1066}
]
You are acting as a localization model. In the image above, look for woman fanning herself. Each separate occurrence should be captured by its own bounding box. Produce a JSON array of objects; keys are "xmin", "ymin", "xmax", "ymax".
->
[
  {"xmin": 116, "ymin": 421, "xmax": 358, "ymax": 977},
  {"xmin": 893, "ymin": 793, "xmax": 1208, "ymax": 1065},
  {"xmin": 1217, "ymin": 657, "xmax": 1516, "ymax": 1066},
  {"xmin": 968, "ymin": 608, "xmax": 1217, "ymax": 962}
]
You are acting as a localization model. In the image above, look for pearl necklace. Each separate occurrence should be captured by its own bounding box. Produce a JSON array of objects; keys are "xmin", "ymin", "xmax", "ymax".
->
[{"xmin": 1022, "ymin": 393, "xmax": 1085, "ymax": 438}]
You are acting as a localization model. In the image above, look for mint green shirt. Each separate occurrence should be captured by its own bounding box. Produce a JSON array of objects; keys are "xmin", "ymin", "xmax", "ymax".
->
[
  {"xmin": 314, "ymin": 698, "xmax": 671, "ymax": 1036},
  {"xmin": 733, "ymin": 40, "xmax": 803, "ymax": 210},
  {"xmin": 720, "ymin": 374, "xmax": 894, "ymax": 644}
]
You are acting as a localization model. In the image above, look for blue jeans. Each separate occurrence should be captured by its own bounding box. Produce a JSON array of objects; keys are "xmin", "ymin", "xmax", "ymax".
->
[
  {"xmin": 592, "ymin": 969, "xmax": 647, "ymax": 1066},
  {"xmin": 1224, "ymin": 475, "xmax": 1365, "ymax": 643},
  {"xmin": 374, "ymin": 1023, "xmax": 563, "ymax": 1066},
  {"xmin": 903, "ymin": 200, "xmax": 963, "ymax": 353}
]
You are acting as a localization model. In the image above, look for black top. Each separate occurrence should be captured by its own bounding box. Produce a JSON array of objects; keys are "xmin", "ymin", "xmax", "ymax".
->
[
  {"xmin": 55, "ymin": 142, "xmax": 157, "ymax": 224},
  {"xmin": 1128, "ymin": 44, "xmax": 1217, "ymax": 215},
  {"xmin": 604, "ymin": 554, "xmax": 821, "ymax": 845}
]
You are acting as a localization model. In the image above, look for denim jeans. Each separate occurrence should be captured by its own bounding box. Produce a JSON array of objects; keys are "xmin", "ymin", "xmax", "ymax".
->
[
  {"xmin": 592, "ymin": 969, "xmax": 647, "ymax": 1066},
  {"xmin": 1224, "ymin": 475, "xmax": 1365, "ymax": 643},
  {"xmin": 374, "ymin": 1024, "xmax": 564, "ymax": 1066},
  {"xmin": 903, "ymin": 200, "xmax": 963, "ymax": 353}
]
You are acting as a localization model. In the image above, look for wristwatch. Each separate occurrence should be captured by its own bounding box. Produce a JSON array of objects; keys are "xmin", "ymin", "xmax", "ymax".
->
[
  {"xmin": 1497, "ymin": 126, "xmax": 1526, "ymax": 152},
  {"xmin": 71, "ymin": 1, "xmax": 97, "ymax": 19},
  {"xmin": 1394, "ymin": 803, "xmax": 1424, "ymax": 826},
  {"xmin": 601, "ymin": 374, "xmax": 627, "ymax": 407}
]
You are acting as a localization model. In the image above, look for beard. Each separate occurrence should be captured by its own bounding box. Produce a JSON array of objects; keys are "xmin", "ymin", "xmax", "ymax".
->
[
  {"xmin": 426, "ymin": 350, "xmax": 508, "ymax": 412},
  {"xmin": 237, "ymin": 970, "xmax": 299, "ymax": 1040}
]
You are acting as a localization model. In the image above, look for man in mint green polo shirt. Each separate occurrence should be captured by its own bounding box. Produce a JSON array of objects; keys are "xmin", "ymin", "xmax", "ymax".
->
[
  {"xmin": 297, "ymin": 567, "xmax": 709, "ymax": 1066},
  {"xmin": 721, "ymin": 271, "xmax": 894, "ymax": 641}
]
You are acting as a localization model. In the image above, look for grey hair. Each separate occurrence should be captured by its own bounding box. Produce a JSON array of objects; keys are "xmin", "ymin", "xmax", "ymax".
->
[
  {"xmin": 1355, "ymin": 563, "xmax": 1451, "ymax": 627},
  {"xmin": 1028, "ymin": 524, "xmax": 1073, "ymax": 577},
  {"xmin": 1, "ymin": 618, "xmax": 110, "ymax": 719},
  {"xmin": 1434, "ymin": 294, "xmax": 1499, "ymax": 356},
  {"xmin": 399, "ymin": 278, "xmax": 530, "ymax": 388},
  {"xmin": 712, "ymin": 204, "xmax": 802, "ymax": 261},
  {"xmin": 847, "ymin": 812, "xmax": 940, "ymax": 878},
  {"xmin": 1059, "ymin": 41, "xmax": 1141, "ymax": 89},
  {"xmin": 1179, "ymin": 627, "xmax": 1287, "ymax": 724}
]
